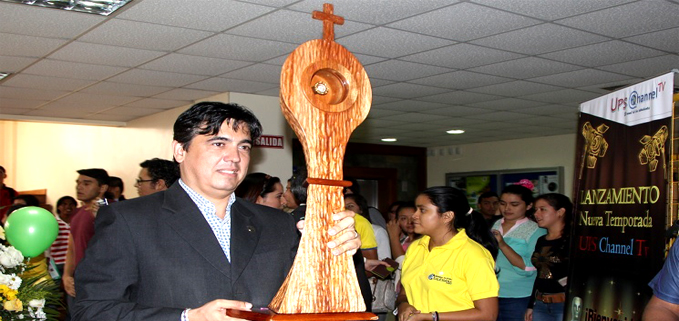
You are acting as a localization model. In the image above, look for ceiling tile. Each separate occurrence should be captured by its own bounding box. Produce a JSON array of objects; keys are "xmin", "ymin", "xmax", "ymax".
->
[
  {"xmin": 140, "ymin": 54, "xmax": 251, "ymax": 76},
  {"xmin": 86, "ymin": 113, "xmax": 137, "ymax": 122},
  {"xmin": 32, "ymin": 101, "xmax": 115, "ymax": 114},
  {"xmin": 79, "ymin": 19, "xmax": 214, "ymax": 52},
  {"xmin": 401, "ymin": 43, "xmax": 525, "ymax": 69},
  {"xmin": 472, "ymin": 0, "xmax": 635, "ymax": 20},
  {"xmin": 56, "ymin": 92, "xmax": 140, "ymax": 106},
  {"xmin": 0, "ymin": 98, "xmax": 47, "ymax": 109},
  {"xmin": 598, "ymin": 55, "xmax": 679, "ymax": 78},
  {"xmin": 529, "ymin": 69, "xmax": 633, "ymax": 87},
  {"xmin": 369, "ymin": 78, "xmax": 396, "ymax": 88},
  {"xmin": 416, "ymin": 91, "xmax": 503, "ymax": 105},
  {"xmin": 372, "ymin": 100, "xmax": 449, "ymax": 113},
  {"xmin": 388, "ymin": 2, "xmax": 541, "ymax": 41},
  {"xmin": 522, "ymin": 89, "xmax": 602, "ymax": 104},
  {"xmin": 556, "ymin": 1, "xmax": 679, "ymax": 38},
  {"xmin": 185, "ymin": 77, "xmax": 278, "ymax": 93},
  {"xmin": 467, "ymin": 98, "xmax": 547, "ymax": 111},
  {"xmin": 514, "ymin": 104, "xmax": 579, "ymax": 116},
  {"xmin": 469, "ymin": 57, "xmax": 583, "ymax": 79},
  {"xmin": 237, "ymin": 0, "xmax": 299, "ymax": 7},
  {"xmin": 118, "ymin": 0, "xmax": 276, "ymax": 32},
  {"xmin": 153, "ymin": 88, "xmax": 222, "ymax": 101},
  {"xmin": 22, "ymin": 59, "xmax": 128, "ymax": 81},
  {"xmin": 371, "ymin": 83, "xmax": 451, "ymax": 99},
  {"xmin": 625, "ymin": 27, "xmax": 679, "ymax": 53},
  {"xmin": 80, "ymin": 81, "xmax": 172, "ymax": 97},
  {"xmin": 221, "ymin": 64, "xmax": 281, "ymax": 84},
  {"xmin": 123, "ymin": 98, "xmax": 191, "ymax": 109},
  {"xmin": 460, "ymin": 121, "xmax": 519, "ymax": 130},
  {"xmin": 337, "ymin": 27, "xmax": 455, "ymax": 58},
  {"xmin": 471, "ymin": 23, "xmax": 609, "ymax": 55},
  {"xmin": 0, "ymin": 2, "xmax": 105, "ymax": 38},
  {"xmin": 107, "ymin": 69, "xmax": 209, "ymax": 87},
  {"xmin": 288, "ymin": 0, "xmax": 458, "ymax": 25},
  {"xmin": 539, "ymin": 40, "xmax": 666, "ymax": 67},
  {"xmin": 423, "ymin": 106, "xmax": 494, "ymax": 117},
  {"xmin": 371, "ymin": 95, "xmax": 402, "ymax": 105},
  {"xmin": 0, "ymin": 33, "xmax": 69, "ymax": 57},
  {"xmin": 409, "ymin": 70, "xmax": 512, "ymax": 90},
  {"xmin": 100, "ymin": 106, "xmax": 165, "ymax": 117},
  {"xmin": 465, "ymin": 111, "xmax": 531, "ymax": 121},
  {"xmin": 466, "ymin": 80, "xmax": 563, "ymax": 97},
  {"xmin": 366, "ymin": 108, "xmax": 405, "ymax": 118},
  {"xmin": 2, "ymin": 74, "xmax": 94, "ymax": 92},
  {"xmin": 253, "ymin": 87, "xmax": 280, "ymax": 97},
  {"xmin": 0, "ymin": 107, "xmax": 32, "ymax": 114},
  {"xmin": 2, "ymin": 0, "xmax": 676, "ymax": 148},
  {"xmin": 179, "ymin": 34, "xmax": 297, "ymax": 61},
  {"xmin": 48, "ymin": 42, "xmax": 167, "ymax": 68},
  {"xmin": 226, "ymin": 9, "xmax": 373, "ymax": 43},
  {"xmin": 0, "ymin": 56, "xmax": 38, "ymax": 72},
  {"xmin": 365, "ymin": 60, "xmax": 451, "ymax": 82},
  {"xmin": 0, "ymin": 86, "xmax": 68, "ymax": 101}
]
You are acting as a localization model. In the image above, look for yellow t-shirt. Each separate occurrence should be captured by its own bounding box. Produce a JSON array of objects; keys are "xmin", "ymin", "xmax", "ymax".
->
[
  {"xmin": 355, "ymin": 214, "xmax": 377, "ymax": 250},
  {"xmin": 401, "ymin": 229, "xmax": 498, "ymax": 313}
]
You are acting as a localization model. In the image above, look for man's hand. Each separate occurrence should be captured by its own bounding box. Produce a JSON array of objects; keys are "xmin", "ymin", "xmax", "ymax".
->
[
  {"xmin": 187, "ymin": 299, "xmax": 252, "ymax": 321},
  {"xmin": 327, "ymin": 210, "xmax": 361, "ymax": 256},
  {"xmin": 62, "ymin": 275, "xmax": 76, "ymax": 297},
  {"xmin": 297, "ymin": 210, "xmax": 361, "ymax": 256}
]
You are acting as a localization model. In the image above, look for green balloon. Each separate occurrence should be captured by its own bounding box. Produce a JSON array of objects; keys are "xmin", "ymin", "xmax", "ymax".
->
[{"xmin": 5, "ymin": 206, "xmax": 59, "ymax": 257}]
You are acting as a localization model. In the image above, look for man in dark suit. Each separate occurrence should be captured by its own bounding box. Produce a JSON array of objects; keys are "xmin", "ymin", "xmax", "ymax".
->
[{"xmin": 73, "ymin": 102, "xmax": 360, "ymax": 321}]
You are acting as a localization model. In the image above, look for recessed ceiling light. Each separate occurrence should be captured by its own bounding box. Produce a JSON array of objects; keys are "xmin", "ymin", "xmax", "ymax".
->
[
  {"xmin": 1, "ymin": 0, "xmax": 133, "ymax": 16},
  {"xmin": 381, "ymin": 138, "xmax": 397, "ymax": 142},
  {"xmin": 446, "ymin": 129, "xmax": 465, "ymax": 134}
]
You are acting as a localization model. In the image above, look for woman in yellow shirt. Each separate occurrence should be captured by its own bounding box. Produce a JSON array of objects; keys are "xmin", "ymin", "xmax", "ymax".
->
[{"xmin": 397, "ymin": 186, "xmax": 499, "ymax": 321}]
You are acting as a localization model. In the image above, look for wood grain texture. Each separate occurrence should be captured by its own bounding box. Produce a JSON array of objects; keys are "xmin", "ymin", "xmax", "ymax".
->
[{"xmin": 269, "ymin": 37, "xmax": 371, "ymax": 314}]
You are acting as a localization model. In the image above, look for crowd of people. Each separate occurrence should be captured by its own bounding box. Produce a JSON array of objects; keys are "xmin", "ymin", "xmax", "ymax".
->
[{"xmin": 0, "ymin": 101, "xmax": 676, "ymax": 321}]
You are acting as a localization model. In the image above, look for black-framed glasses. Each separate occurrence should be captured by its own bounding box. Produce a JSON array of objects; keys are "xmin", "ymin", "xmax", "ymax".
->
[{"xmin": 136, "ymin": 178, "xmax": 154, "ymax": 184}]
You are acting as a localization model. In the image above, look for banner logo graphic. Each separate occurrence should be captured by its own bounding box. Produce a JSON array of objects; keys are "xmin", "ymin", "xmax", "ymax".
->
[
  {"xmin": 638, "ymin": 125, "xmax": 668, "ymax": 173},
  {"xmin": 582, "ymin": 122, "xmax": 610, "ymax": 170}
]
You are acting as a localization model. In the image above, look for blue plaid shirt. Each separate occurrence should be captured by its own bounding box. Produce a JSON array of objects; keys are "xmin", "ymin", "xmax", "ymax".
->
[{"xmin": 179, "ymin": 178, "xmax": 235, "ymax": 321}]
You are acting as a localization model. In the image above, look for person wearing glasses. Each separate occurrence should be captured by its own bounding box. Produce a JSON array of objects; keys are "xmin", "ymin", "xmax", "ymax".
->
[{"xmin": 135, "ymin": 158, "xmax": 180, "ymax": 197}]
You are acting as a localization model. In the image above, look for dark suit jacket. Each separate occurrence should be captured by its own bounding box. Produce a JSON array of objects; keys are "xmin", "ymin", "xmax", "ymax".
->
[{"xmin": 73, "ymin": 183, "xmax": 299, "ymax": 320}]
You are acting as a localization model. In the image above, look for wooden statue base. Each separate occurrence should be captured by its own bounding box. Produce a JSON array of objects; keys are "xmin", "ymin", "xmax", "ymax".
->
[{"xmin": 226, "ymin": 309, "xmax": 378, "ymax": 321}]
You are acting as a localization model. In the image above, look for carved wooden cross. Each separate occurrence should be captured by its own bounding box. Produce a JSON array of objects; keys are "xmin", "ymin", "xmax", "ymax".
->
[
  {"xmin": 312, "ymin": 3, "xmax": 344, "ymax": 41},
  {"xmin": 228, "ymin": 3, "xmax": 374, "ymax": 320}
]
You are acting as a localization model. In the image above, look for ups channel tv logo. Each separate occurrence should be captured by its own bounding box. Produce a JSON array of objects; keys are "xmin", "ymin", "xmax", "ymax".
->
[{"xmin": 428, "ymin": 274, "xmax": 452, "ymax": 285}]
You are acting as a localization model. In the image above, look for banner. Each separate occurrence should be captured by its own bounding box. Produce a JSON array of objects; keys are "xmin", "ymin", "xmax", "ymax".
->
[{"xmin": 568, "ymin": 72, "xmax": 674, "ymax": 321}]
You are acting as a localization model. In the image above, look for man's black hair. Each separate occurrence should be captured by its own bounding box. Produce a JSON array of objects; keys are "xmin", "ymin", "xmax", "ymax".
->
[
  {"xmin": 173, "ymin": 102, "xmax": 262, "ymax": 151},
  {"xmin": 140, "ymin": 158, "xmax": 180, "ymax": 187},
  {"xmin": 77, "ymin": 168, "xmax": 109, "ymax": 186}
]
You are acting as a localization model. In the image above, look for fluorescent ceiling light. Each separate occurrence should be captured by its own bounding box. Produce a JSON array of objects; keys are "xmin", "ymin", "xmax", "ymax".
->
[
  {"xmin": 381, "ymin": 138, "xmax": 397, "ymax": 142},
  {"xmin": 446, "ymin": 129, "xmax": 465, "ymax": 135},
  {"xmin": 2, "ymin": 0, "xmax": 133, "ymax": 16}
]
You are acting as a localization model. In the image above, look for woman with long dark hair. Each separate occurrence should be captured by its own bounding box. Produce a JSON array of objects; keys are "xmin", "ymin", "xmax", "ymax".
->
[
  {"xmin": 491, "ymin": 184, "xmax": 546, "ymax": 321},
  {"xmin": 524, "ymin": 193, "xmax": 572, "ymax": 321},
  {"xmin": 234, "ymin": 172, "xmax": 287, "ymax": 210},
  {"xmin": 397, "ymin": 186, "xmax": 499, "ymax": 321}
]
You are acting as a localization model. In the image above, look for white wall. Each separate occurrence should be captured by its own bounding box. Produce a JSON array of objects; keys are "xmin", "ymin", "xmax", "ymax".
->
[
  {"xmin": 1, "ymin": 92, "xmax": 294, "ymax": 207},
  {"xmin": 229, "ymin": 92, "xmax": 294, "ymax": 181},
  {"xmin": 426, "ymin": 134, "xmax": 577, "ymax": 198}
]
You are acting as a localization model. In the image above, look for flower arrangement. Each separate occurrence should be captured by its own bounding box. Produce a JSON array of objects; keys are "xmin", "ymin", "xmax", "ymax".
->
[{"xmin": 0, "ymin": 226, "xmax": 61, "ymax": 320}]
